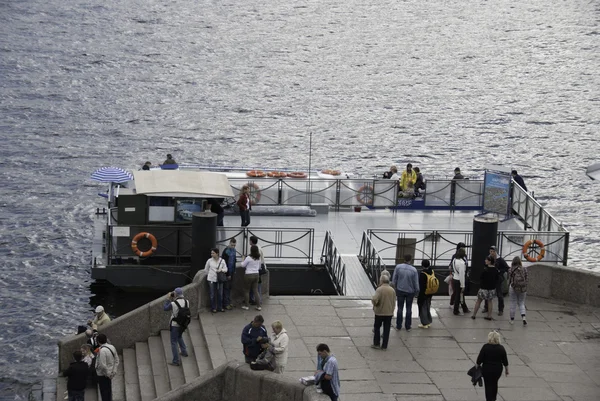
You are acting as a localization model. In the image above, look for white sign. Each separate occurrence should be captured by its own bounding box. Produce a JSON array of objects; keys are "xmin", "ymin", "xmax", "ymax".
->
[
  {"xmin": 124, "ymin": 207, "xmax": 136, "ymax": 212},
  {"xmin": 113, "ymin": 226, "xmax": 131, "ymax": 237}
]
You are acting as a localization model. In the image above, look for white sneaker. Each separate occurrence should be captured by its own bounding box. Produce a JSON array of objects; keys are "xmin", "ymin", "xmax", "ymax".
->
[
  {"xmin": 241, "ymin": 305, "xmax": 249, "ymax": 310},
  {"xmin": 509, "ymin": 319, "xmax": 514, "ymax": 325},
  {"xmin": 255, "ymin": 306, "xmax": 262, "ymax": 311}
]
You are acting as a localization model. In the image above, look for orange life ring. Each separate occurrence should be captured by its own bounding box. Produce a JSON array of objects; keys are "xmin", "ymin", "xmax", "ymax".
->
[
  {"xmin": 246, "ymin": 182, "xmax": 261, "ymax": 205},
  {"xmin": 288, "ymin": 172, "xmax": 307, "ymax": 178},
  {"xmin": 131, "ymin": 232, "xmax": 158, "ymax": 257},
  {"xmin": 356, "ymin": 185, "xmax": 374, "ymax": 206},
  {"xmin": 267, "ymin": 171, "xmax": 287, "ymax": 178},
  {"xmin": 522, "ymin": 239, "xmax": 545, "ymax": 262},
  {"xmin": 321, "ymin": 169, "xmax": 341, "ymax": 176},
  {"xmin": 246, "ymin": 170, "xmax": 266, "ymax": 178}
]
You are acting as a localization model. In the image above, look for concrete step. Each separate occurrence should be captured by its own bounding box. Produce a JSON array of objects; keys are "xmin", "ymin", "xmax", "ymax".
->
[
  {"xmin": 160, "ymin": 330, "xmax": 185, "ymax": 390},
  {"xmin": 113, "ymin": 354, "xmax": 126, "ymax": 401},
  {"xmin": 148, "ymin": 336, "xmax": 170, "ymax": 397},
  {"xmin": 187, "ymin": 319, "xmax": 213, "ymax": 376},
  {"xmin": 55, "ymin": 376, "xmax": 66, "ymax": 401},
  {"xmin": 135, "ymin": 342, "xmax": 156, "ymax": 401},
  {"xmin": 181, "ymin": 329, "xmax": 200, "ymax": 383},
  {"xmin": 122, "ymin": 348, "xmax": 141, "ymax": 401}
]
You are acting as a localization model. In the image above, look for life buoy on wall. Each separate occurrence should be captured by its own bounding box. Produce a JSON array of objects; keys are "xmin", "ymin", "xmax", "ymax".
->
[
  {"xmin": 356, "ymin": 185, "xmax": 374, "ymax": 206},
  {"xmin": 522, "ymin": 239, "xmax": 545, "ymax": 262},
  {"xmin": 287, "ymin": 172, "xmax": 307, "ymax": 178},
  {"xmin": 131, "ymin": 232, "xmax": 158, "ymax": 257},
  {"xmin": 246, "ymin": 170, "xmax": 266, "ymax": 178},
  {"xmin": 321, "ymin": 169, "xmax": 341, "ymax": 176},
  {"xmin": 267, "ymin": 171, "xmax": 287, "ymax": 178},
  {"xmin": 246, "ymin": 182, "xmax": 262, "ymax": 205}
]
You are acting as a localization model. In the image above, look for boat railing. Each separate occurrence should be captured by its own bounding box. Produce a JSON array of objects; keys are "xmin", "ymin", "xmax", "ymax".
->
[
  {"xmin": 366, "ymin": 228, "xmax": 569, "ymax": 267},
  {"xmin": 511, "ymin": 183, "xmax": 566, "ymax": 233},
  {"xmin": 106, "ymin": 225, "xmax": 315, "ymax": 266},
  {"xmin": 358, "ymin": 231, "xmax": 387, "ymax": 289},
  {"xmin": 320, "ymin": 231, "xmax": 346, "ymax": 295}
]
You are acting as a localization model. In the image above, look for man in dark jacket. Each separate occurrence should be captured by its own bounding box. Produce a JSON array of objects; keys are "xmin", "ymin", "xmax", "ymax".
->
[
  {"xmin": 241, "ymin": 315, "xmax": 268, "ymax": 363},
  {"xmin": 64, "ymin": 350, "xmax": 89, "ymax": 401},
  {"xmin": 484, "ymin": 246, "xmax": 509, "ymax": 315},
  {"xmin": 221, "ymin": 239, "xmax": 237, "ymax": 310},
  {"xmin": 511, "ymin": 170, "xmax": 527, "ymax": 192},
  {"xmin": 417, "ymin": 259, "xmax": 435, "ymax": 328}
]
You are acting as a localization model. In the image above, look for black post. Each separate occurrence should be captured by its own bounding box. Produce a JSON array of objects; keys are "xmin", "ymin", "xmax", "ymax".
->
[
  {"xmin": 470, "ymin": 215, "xmax": 499, "ymax": 295},
  {"xmin": 191, "ymin": 211, "xmax": 217, "ymax": 279}
]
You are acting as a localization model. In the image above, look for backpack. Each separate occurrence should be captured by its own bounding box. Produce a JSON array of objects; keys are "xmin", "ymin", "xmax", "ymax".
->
[
  {"xmin": 424, "ymin": 270, "xmax": 439, "ymax": 295},
  {"xmin": 173, "ymin": 299, "xmax": 191, "ymax": 330},
  {"xmin": 509, "ymin": 266, "xmax": 528, "ymax": 293}
]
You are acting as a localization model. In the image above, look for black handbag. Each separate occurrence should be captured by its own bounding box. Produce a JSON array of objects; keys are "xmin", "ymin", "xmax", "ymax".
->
[
  {"xmin": 217, "ymin": 260, "xmax": 228, "ymax": 282},
  {"xmin": 259, "ymin": 263, "xmax": 267, "ymax": 276}
]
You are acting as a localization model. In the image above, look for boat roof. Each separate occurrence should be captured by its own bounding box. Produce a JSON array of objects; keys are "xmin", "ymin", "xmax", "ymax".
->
[{"xmin": 132, "ymin": 170, "xmax": 234, "ymax": 198}]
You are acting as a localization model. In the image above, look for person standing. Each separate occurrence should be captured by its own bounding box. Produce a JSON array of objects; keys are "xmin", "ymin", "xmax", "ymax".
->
[
  {"xmin": 511, "ymin": 170, "xmax": 527, "ymax": 192},
  {"xmin": 371, "ymin": 274, "xmax": 396, "ymax": 349},
  {"xmin": 204, "ymin": 248, "xmax": 228, "ymax": 313},
  {"xmin": 237, "ymin": 185, "xmax": 251, "ymax": 227},
  {"xmin": 391, "ymin": 254, "xmax": 420, "ymax": 331},
  {"xmin": 270, "ymin": 320, "xmax": 289, "ymax": 373},
  {"xmin": 208, "ymin": 199, "xmax": 225, "ymax": 226},
  {"xmin": 453, "ymin": 167, "xmax": 464, "ymax": 180},
  {"xmin": 88, "ymin": 305, "xmax": 111, "ymax": 330},
  {"xmin": 471, "ymin": 256, "xmax": 498, "ymax": 321},
  {"xmin": 477, "ymin": 331, "xmax": 509, "ymax": 401},
  {"xmin": 484, "ymin": 246, "xmax": 509, "ymax": 316},
  {"xmin": 417, "ymin": 259, "xmax": 435, "ymax": 328},
  {"xmin": 316, "ymin": 344, "xmax": 340, "ymax": 401},
  {"xmin": 249, "ymin": 236, "xmax": 265, "ymax": 305},
  {"xmin": 95, "ymin": 334, "xmax": 119, "ymax": 401},
  {"xmin": 64, "ymin": 350, "xmax": 89, "ymax": 401},
  {"xmin": 448, "ymin": 242, "xmax": 468, "ymax": 308},
  {"xmin": 508, "ymin": 256, "xmax": 528, "ymax": 325},
  {"xmin": 221, "ymin": 239, "xmax": 237, "ymax": 310},
  {"xmin": 241, "ymin": 315, "xmax": 268, "ymax": 363},
  {"xmin": 451, "ymin": 248, "xmax": 470, "ymax": 315},
  {"xmin": 163, "ymin": 288, "xmax": 189, "ymax": 366},
  {"xmin": 241, "ymin": 245, "xmax": 262, "ymax": 311}
]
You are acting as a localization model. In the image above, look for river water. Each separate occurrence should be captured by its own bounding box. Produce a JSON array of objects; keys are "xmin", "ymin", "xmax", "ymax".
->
[{"xmin": 1, "ymin": 0, "xmax": 598, "ymax": 398}]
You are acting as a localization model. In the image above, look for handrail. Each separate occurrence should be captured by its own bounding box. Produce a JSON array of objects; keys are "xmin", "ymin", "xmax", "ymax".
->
[
  {"xmin": 366, "ymin": 228, "xmax": 569, "ymax": 267},
  {"xmin": 320, "ymin": 231, "xmax": 346, "ymax": 295},
  {"xmin": 358, "ymin": 231, "xmax": 388, "ymax": 289},
  {"xmin": 511, "ymin": 181, "xmax": 566, "ymax": 233}
]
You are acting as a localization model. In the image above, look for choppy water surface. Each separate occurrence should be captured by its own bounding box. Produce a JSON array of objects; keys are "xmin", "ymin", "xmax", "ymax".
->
[{"xmin": 1, "ymin": 0, "xmax": 599, "ymax": 398}]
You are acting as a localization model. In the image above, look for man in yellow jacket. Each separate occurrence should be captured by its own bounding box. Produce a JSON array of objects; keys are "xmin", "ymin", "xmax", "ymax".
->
[
  {"xmin": 371, "ymin": 275, "xmax": 397, "ymax": 350},
  {"xmin": 400, "ymin": 163, "xmax": 417, "ymax": 191}
]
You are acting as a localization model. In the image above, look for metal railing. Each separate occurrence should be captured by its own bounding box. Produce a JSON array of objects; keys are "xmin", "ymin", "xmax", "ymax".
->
[
  {"xmin": 365, "ymin": 228, "xmax": 569, "ymax": 267},
  {"xmin": 106, "ymin": 225, "xmax": 315, "ymax": 266},
  {"xmin": 358, "ymin": 232, "xmax": 388, "ymax": 290},
  {"xmin": 511, "ymin": 184, "xmax": 566, "ymax": 232},
  {"xmin": 320, "ymin": 231, "xmax": 346, "ymax": 295}
]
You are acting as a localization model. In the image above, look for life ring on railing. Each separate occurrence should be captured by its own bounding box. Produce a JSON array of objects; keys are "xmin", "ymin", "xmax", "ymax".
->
[
  {"xmin": 321, "ymin": 169, "xmax": 341, "ymax": 176},
  {"xmin": 246, "ymin": 182, "xmax": 261, "ymax": 205},
  {"xmin": 522, "ymin": 239, "xmax": 545, "ymax": 262},
  {"xmin": 356, "ymin": 185, "xmax": 374, "ymax": 206},
  {"xmin": 131, "ymin": 232, "xmax": 158, "ymax": 257},
  {"xmin": 267, "ymin": 171, "xmax": 287, "ymax": 178},
  {"xmin": 246, "ymin": 170, "xmax": 266, "ymax": 178},
  {"xmin": 288, "ymin": 172, "xmax": 307, "ymax": 178}
]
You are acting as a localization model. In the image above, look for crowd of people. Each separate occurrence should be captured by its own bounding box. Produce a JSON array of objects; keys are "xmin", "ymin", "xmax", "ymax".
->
[{"xmin": 371, "ymin": 244, "xmax": 527, "ymax": 401}]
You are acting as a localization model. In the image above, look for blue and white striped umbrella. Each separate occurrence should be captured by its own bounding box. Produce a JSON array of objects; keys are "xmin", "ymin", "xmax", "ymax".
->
[{"xmin": 90, "ymin": 167, "xmax": 134, "ymax": 183}]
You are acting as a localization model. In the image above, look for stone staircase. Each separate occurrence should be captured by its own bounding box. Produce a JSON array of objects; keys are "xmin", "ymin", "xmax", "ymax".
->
[{"xmin": 54, "ymin": 319, "xmax": 212, "ymax": 401}]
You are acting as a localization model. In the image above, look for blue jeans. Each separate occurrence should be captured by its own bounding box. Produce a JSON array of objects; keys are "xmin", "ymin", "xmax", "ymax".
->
[
  {"xmin": 68, "ymin": 389, "xmax": 85, "ymax": 401},
  {"xmin": 223, "ymin": 274, "xmax": 233, "ymax": 307},
  {"xmin": 395, "ymin": 290, "xmax": 415, "ymax": 330},
  {"xmin": 240, "ymin": 210, "xmax": 250, "ymax": 226},
  {"xmin": 170, "ymin": 325, "xmax": 187, "ymax": 364},
  {"xmin": 209, "ymin": 281, "xmax": 223, "ymax": 311}
]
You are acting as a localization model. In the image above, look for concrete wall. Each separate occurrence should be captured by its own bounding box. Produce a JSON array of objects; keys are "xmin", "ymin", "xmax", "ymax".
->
[
  {"xmin": 156, "ymin": 361, "xmax": 329, "ymax": 401},
  {"xmin": 527, "ymin": 263, "xmax": 600, "ymax": 307},
  {"xmin": 57, "ymin": 269, "xmax": 270, "ymax": 372}
]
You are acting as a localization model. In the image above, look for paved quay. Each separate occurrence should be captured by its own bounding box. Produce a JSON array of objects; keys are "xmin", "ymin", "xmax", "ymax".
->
[{"xmin": 200, "ymin": 295, "xmax": 600, "ymax": 401}]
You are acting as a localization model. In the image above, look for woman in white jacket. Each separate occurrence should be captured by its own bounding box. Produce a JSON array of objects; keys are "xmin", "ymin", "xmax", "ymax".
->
[
  {"xmin": 270, "ymin": 320, "xmax": 289, "ymax": 374},
  {"xmin": 204, "ymin": 248, "xmax": 228, "ymax": 313}
]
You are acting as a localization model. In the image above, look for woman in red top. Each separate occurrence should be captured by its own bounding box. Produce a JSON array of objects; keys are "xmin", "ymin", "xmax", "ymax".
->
[{"xmin": 237, "ymin": 185, "xmax": 251, "ymax": 227}]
